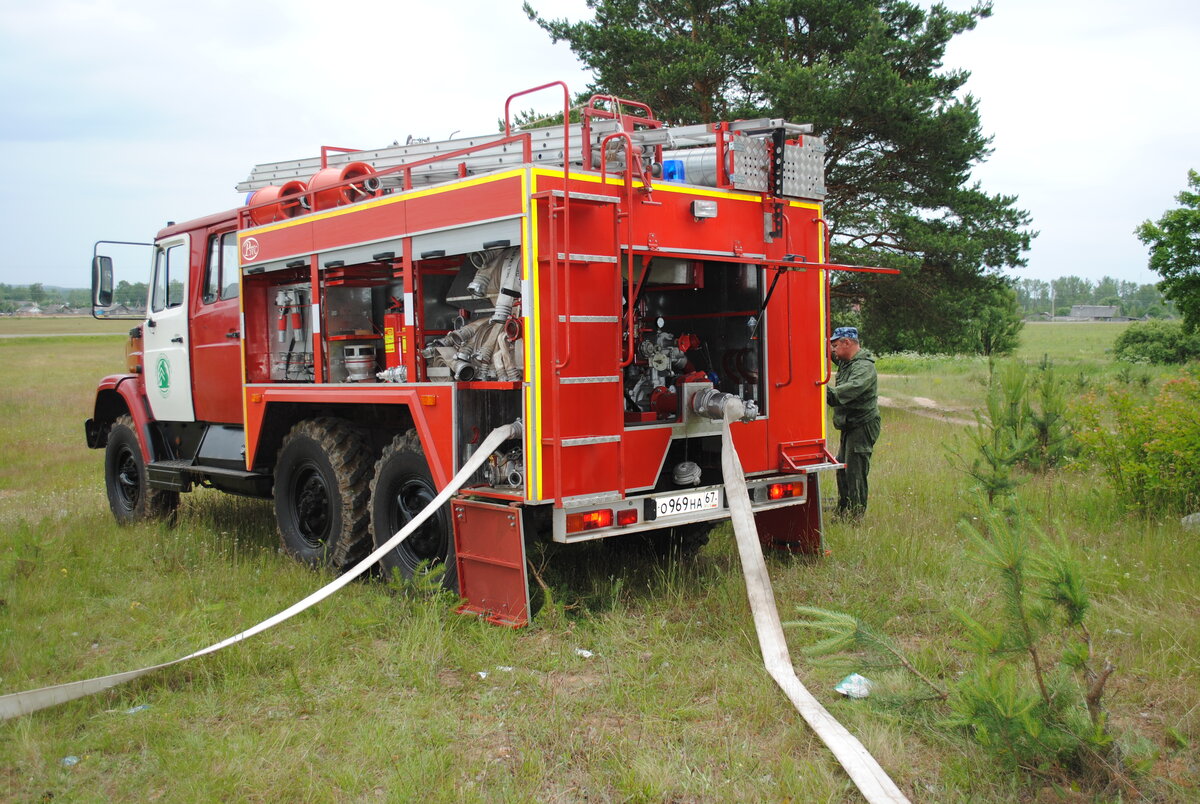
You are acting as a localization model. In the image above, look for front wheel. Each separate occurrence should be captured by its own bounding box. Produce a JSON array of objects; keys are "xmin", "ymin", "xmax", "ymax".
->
[
  {"xmin": 274, "ymin": 418, "xmax": 373, "ymax": 571},
  {"xmin": 104, "ymin": 415, "xmax": 179, "ymax": 525},
  {"xmin": 370, "ymin": 430, "xmax": 457, "ymax": 591}
]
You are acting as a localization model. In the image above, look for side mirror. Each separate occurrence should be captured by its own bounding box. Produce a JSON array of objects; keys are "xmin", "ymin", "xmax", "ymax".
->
[
  {"xmin": 93, "ymin": 255, "xmax": 114, "ymax": 307},
  {"xmin": 91, "ymin": 241, "xmax": 153, "ymax": 320}
]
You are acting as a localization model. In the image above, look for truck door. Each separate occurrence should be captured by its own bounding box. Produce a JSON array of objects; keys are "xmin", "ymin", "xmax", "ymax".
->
[
  {"xmin": 144, "ymin": 235, "xmax": 196, "ymax": 422},
  {"xmin": 190, "ymin": 228, "xmax": 243, "ymax": 423}
]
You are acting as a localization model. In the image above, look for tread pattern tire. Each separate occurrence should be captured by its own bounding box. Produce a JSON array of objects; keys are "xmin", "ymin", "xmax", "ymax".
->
[
  {"xmin": 369, "ymin": 430, "xmax": 458, "ymax": 591},
  {"xmin": 104, "ymin": 414, "xmax": 179, "ymax": 525},
  {"xmin": 274, "ymin": 417, "xmax": 373, "ymax": 572}
]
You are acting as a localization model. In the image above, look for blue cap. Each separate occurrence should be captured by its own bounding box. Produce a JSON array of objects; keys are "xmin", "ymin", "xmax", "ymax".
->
[{"xmin": 830, "ymin": 326, "xmax": 859, "ymax": 342}]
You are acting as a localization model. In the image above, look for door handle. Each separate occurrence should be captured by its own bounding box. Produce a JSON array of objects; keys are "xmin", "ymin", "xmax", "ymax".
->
[
  {"xmin": 226, "ymin": 330, "xmax": 241, "ymax": 339},
  {"xmin": 171, "ymin": 336, "xmax": 184, "ymax": 344}
]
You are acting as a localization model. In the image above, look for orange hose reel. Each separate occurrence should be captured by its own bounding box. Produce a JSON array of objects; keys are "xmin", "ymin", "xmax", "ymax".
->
[
  {"xmin": 308, "ymin": 161, "xmax": 380, "ymax": 210},
  {"xmin": 246, "ymin": 180, "xmax": 308, "ymax": 226}
]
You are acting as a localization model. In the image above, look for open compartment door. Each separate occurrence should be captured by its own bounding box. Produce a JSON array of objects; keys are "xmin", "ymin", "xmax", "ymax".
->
[{"xmin": 453, "ymin": 498, "xmax": 531, "ymax": 627}]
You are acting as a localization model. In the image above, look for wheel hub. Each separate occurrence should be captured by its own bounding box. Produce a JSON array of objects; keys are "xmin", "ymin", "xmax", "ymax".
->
[
  {"xmin": 393, "ymin": 478, "xmax": 444, "ymax": 564},
  {"xmin": 294, "ymin": 466, "xmax": 331, "ymax": 546},
  {"xmin": 116, "ymin": 447, "xmax": 140, "ymax": 509}
]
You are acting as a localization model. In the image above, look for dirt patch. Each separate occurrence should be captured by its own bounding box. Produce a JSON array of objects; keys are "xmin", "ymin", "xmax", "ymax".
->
[
  {"xmin": 542, "ymin": 669, "xmax": 607, "ymax": 694},
  {"xmin": 878, "ymin": 394, "xmax": 976, "ymax": 426}
]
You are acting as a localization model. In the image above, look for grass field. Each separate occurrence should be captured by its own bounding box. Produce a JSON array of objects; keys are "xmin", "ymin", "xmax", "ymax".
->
[
  {"xmin": 1, "ymin": 321, "xmax": 1196, "ymax": 801},
  {"xmin": 0, "ymin": 316, "xmax": 132, "ymax": 336}
]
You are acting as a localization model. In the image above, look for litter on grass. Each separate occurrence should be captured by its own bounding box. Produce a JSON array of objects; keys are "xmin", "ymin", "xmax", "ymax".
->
[{"xmin": 835, "ymin": 673, "xmax": 873, "ymax": 699}]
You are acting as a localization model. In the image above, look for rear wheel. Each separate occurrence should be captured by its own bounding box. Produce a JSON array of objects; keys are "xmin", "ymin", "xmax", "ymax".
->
[
  {"xmin": 370, "ymin": 430, "xmax": 457, "ymax": 591},
  {"xmin": 104, "ymin": 415, "xmax": 179, "ymax": 524},
  {"xmin": 274, "ymin": 418, "xmax": 373, "ymax": 571}
]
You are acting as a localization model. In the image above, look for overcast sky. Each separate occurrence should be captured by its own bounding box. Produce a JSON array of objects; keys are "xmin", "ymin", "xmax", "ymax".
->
[{"xmin": 0, "ymin": 0, "xmax": 1195, "ymax": 290}]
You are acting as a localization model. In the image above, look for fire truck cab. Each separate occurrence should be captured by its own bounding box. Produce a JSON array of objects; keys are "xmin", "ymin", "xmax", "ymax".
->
[{"xmin": 87, "ymin": 86, "xmax": 843, "ymax": 626}]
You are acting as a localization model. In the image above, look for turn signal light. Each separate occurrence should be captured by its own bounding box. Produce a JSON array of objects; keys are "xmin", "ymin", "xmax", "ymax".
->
[
  {"xmin": 566, "ymin": 509, "xmax": 613, "ymax": 533},
  {"xmin": 768, "ymin": 481, "xmax": 804, "ymax": 500}
]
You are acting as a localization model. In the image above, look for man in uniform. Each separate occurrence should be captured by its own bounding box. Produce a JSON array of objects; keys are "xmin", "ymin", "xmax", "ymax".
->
[{"xmin": 825, "ymin": 326, "xmax": 880, "ymax": 520}]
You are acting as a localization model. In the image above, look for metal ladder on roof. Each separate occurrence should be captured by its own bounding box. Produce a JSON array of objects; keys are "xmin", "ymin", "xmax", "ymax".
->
[{"xmin": 235, "ymin": 108, "xmax": 827, "ymax": 201}]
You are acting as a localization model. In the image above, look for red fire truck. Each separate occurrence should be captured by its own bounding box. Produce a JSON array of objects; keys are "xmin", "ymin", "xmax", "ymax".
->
[{"xmin": 87, "ymin": 83, "xmax": 850, "ymax": 626}]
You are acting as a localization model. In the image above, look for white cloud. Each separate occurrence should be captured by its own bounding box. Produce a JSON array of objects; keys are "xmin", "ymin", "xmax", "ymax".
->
[
  {"xmin": 0, "ymin": 0, "xmax": 595, "ymax": 283},
  {"xmin": 944, "ymin": 0, "xmax": 1200, "ymax": 283},
  {"xmin": 1, "ymin": 0, "xmax": 1196, "ymax": 287}
]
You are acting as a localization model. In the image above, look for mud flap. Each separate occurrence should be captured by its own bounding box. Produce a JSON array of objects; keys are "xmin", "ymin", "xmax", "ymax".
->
[
  {"xmin": 754, "ymin": 475, "xmax": 824, "ymax": 555},
  {"xmin": 452, "ymin": 498, "xmax": 531, "ymax": 627}
]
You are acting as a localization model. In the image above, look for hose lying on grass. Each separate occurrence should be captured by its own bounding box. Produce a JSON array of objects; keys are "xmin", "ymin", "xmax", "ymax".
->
[
  {"xmin": 720, "ymin": 403, "xmax": 910, "ymax": 804},
  {"xmin": 0, "ymin": 421, "xmax": 523, "ymax": 721}
]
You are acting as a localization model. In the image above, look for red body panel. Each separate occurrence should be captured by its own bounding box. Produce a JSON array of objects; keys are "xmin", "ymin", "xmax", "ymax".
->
[
  {"xmin": 94, "ymin": 374, "xmax": 152, "ymax": 461},
  {"xmin": 239, "ymin": 178, "xmax": 524, "ymax": 268},
  {"xmin": 243, "ymin": 384, "xmax": 456, "ymax": 486},
  {"xmin": 453, "ymin": 498, "xmax": 530, "ymax": 627},
  {"xmin": 530, "ymin": 171, "xmax": 828, "ymax": 503}
]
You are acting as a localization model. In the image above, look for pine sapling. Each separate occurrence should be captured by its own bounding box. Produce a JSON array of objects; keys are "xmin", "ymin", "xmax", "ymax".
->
[
  {"xmin": 948, "ymin": 364, "xmax": 1035, "ymax": 503},
  {"xmin": 1026, "ymin": 358, "xmax": 1074, "ymax": 471},
  {"xmin": 784, "ymin": 606, "xmax": 948, "ymax": 701},
  {"xmin": 951, "ymin": 502, "xmax": 1130, "ymax": 791}
]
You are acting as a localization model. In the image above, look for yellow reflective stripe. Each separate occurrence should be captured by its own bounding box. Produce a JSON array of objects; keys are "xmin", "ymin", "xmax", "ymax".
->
[{"xmin": 238, "ymin": 169, "xmax": 529, "ymax": 238}]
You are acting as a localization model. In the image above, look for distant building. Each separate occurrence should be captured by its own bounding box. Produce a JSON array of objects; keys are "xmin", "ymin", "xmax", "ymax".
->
[
  {"xmin": 15, "ymin": 303, "xmax": 42, "ymax": 316},
  {"xmin": 1070, "ymin": 304, "xmax": 1120, "ymax": 321}
]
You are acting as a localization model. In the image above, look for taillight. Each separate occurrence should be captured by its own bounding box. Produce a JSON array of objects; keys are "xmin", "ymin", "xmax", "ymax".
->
[
  {"xmin": 566, "ymin": 509, "xmax": 613, "ymax": 533},
  {"xmin": 768, "ymin": 481, "xmax": 804, "ymax": 500},
  {"xmin": 616, "ymin": 509, "xmax": 638, "ymax": 526}
]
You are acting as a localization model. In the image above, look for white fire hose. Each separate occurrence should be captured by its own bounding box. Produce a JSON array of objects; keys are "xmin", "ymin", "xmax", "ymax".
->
[
  {"xmin": 719, "ymin": 402, "xmax": 910, "ymax": 804},
  {"xmin": 0, "ymin": 421, "xmax": 522, "ymax": 721},
  {"xmin": 5, "ymin": 411, "xmax": 907, "ymax": 802}
]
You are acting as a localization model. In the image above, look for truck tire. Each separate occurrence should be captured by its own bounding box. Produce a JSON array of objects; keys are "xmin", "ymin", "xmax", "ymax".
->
[
  {"xmin": 104, "ymin": 414, "xmax": 179, "ymax": 524},
  {"xmin": 370, "ymin": 430, "xmax": 457, "ymax": 591},
  {"xmin": 274, "ymin": 418, "xmax": 373, "ymax": 572}
]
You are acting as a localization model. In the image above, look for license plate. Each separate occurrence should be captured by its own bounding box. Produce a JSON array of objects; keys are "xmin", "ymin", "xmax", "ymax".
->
[{"xmin": 654, "ymin": 489, "xmax": 721, "ymax": 518}]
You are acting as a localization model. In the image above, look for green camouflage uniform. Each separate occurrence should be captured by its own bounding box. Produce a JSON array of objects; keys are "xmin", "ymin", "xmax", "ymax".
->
[{"xmin": 825, "ymin": 348, "xmax": 880, "ymax": 518}]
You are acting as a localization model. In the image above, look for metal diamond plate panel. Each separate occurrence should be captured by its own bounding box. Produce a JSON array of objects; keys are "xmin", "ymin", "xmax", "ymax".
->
[
  {"xmin": 782, "ymin": 137, "xmax": 827, "ymax": 200},
  {"xmin": 729, "ymin": 137, "xmax": 769, "ymax": 193}
]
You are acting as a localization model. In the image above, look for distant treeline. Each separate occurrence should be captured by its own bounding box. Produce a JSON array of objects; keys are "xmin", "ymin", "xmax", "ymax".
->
[
  {"xmin": 0, "ymin": 283, "xmax": 91, "ymax": 312},
  {"xmin": 1015, "ymin": 276, "xmax": 1174, "ymax": 318},
  {"xmin": 1, "ymin": 277, "xmax": 1174, "ymax": 320}
]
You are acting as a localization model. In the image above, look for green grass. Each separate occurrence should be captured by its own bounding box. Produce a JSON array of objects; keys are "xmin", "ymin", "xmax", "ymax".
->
[
  {"xmin": 875, "ymin": 321, "xmax": 1175, "ymax": 418},
  {"xmin": 1015, "ymin": 320, "xmax": 1129, "ymax": 364},
  {"xmin": 0, "ymin": 316, "xmax": 132, "ymax": 336},
  {"xmin": 1, "ymin": 320, "xmax": 1197, "ymax": 801}
]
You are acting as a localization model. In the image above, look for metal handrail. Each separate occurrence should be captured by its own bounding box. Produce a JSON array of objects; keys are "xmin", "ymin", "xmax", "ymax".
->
[
  {"xmin": 319, "ymin": 146, "xmax": 360, "ymax": 169},
  {"xmin": 504, "ymin": 82, "xmax": 572, "ymax": 507}
]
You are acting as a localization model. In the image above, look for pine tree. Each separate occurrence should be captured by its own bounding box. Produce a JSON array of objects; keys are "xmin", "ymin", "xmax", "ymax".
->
[{"xmin": 526, "ymin": 0, "xmax": 1034, "ymax": 352}]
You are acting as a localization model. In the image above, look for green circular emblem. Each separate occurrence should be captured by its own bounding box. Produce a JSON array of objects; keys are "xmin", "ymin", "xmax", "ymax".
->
[{"xmin": 156, "ymin": 356, "xmax": 171, "ymax": 398}]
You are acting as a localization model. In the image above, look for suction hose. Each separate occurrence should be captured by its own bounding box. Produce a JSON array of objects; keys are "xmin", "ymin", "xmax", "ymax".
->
[
  {"xmin": 719, "ymin": 405, "xmax": 909, "ymax": 803},
  {"xmin": 0, "ymin": 421, "xmax": 523, "ymax": 721}
]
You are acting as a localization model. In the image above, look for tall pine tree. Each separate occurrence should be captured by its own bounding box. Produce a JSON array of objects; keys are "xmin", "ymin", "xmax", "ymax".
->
[{"xmin": 526, "ymin": 0, "xmax": 1034, "ymax": 352}]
